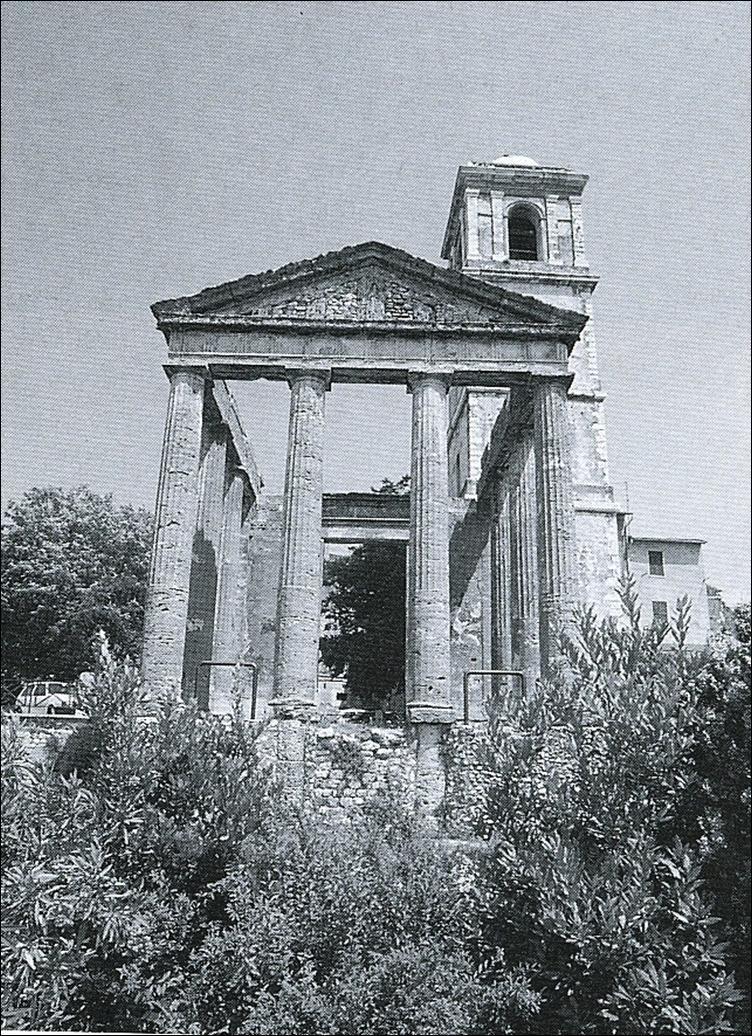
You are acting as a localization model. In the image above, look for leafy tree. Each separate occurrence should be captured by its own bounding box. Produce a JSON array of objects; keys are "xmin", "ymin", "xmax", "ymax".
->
[
  {"xmin": 471, "ymin": 580, "xmax": 747, "ymax": 1035},
  {"xmin": 677, "ymin": 602, "xmax": 751, "ymax": 1027},
  {"xmin": 2, "ymin": 584, "xmax": 749, "ymax": 1034},
  {"xmin": 1, "ymin": 487, "xmax": 152, "ymax": 694},
  {"xmin": 1, "ymin": 648, "xmax": 537, "ymax": 1034},
  {"xmin": 320, "ymin": 477, "xmax": 409, "ymax": 709},
  {"xmin": 373, "ymin": 474, "xmax": 410, "ymax": 496}
]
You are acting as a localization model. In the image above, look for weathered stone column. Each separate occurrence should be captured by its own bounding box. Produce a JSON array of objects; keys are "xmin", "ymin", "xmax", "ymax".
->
[
  {"xmin": 514, "ymin": 429, "xmax": 541, "ymax": 689},
  {"xmin": 406, "ymin": 373, "xmax": 452, "ymax": 725},
  {"xmin": 142, "ymin": 368, "xmax": 206, "ymax": 699},
  {"xmin": 209, "ymin": 465, "xmax": 248, "ymax": 715},
  {"xmin": 508, "ymin": 456, "xmax": 522, "ymax": 667},
  {"xmin": 183, "ymin": 409, "xmax": 228, "ymax": 707},
  {"xmin": 491, "ymin": 471, "xmax": 513, "ymax": 672},
  {"xmin": 272, "ymin": 369, "xmax": 329, "ymax": 716},
  {"xmin": 533, "ymin": 377, "xmax": 576, "ymax": 674}
]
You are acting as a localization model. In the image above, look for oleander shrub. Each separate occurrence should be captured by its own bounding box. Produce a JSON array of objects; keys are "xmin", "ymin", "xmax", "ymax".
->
[
  {"xmin": 2, "ymin": 594, "xmax": 749, "ymax": 1034},
  {"xmin": 1, "ymin": 646, "xmax": 273, "ymax": 1032},
  {"xmin": 1, "ymin": 645, "xmax": 537, "ymax": 1034},
  {"xmin": 168, "ymin": 815, "xmax": 539, "ymax": 1035},
  {"xmin": 472, "ymin": 579, "xmax": 749, "ymax": 1034}
]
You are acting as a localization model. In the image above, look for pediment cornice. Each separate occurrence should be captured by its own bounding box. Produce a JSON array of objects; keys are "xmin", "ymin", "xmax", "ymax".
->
[{"xmin": 152, "ymin": 242, "xmax": 586, "ymax": 343}]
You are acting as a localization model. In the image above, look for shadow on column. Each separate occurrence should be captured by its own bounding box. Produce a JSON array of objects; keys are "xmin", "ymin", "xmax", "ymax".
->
[
  {"xmin": 449, "ymin": 500, "xmax": 493, "ymax": 612},
  {"xmin": 181, "ymin": 530, "xmax": 218, "ymax": 707}
]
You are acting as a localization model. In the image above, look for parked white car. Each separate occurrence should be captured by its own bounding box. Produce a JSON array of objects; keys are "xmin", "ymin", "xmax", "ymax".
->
[{"xmin": 16, "ymin": 681, "xmax": 85, "ymax": 718}]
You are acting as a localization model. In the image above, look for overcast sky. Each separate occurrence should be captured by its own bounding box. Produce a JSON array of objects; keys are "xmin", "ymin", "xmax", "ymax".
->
[{"xmin": 2, "ymin": 1, "xmax": 750, "ymax": 602}]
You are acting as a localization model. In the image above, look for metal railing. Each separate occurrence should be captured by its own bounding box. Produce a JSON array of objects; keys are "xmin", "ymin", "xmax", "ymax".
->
[
  {"xmin": 194, "ymin": 661, "xmax": 258, "ymax": 721},
  {"xmin": 463, "ymin": 669, "xmax": 526, "ymax": 724}
]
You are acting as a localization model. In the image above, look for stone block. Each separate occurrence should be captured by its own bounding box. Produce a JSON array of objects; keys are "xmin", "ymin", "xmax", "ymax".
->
[{"xmin": 407, "ymin": 703, "xmax": 455, "ymax": 725}]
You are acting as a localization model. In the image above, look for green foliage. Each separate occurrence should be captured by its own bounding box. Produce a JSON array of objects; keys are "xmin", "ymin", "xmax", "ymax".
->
[
  {"xmin": 678, "ymin": 602, "xmax": 751, "ymax": 1025},
  {"xmin": 177, "ymin": 818, "xmax": 538, "ymax": 1035},
  {"xmin": 321, "ymin": 475, "xmax": 409, "ymax": 707},
  {"xmin": 1, "ymin": 647, "xmax": 273, "ymax": 1032},
  {"xmin": 2, "ymin": 589, "xmax": 750, "ymax": 1034},
  {"xmin": 474, "ymin": 579, "xmax": 749, "ymax": 1034},
  {"xmin": 0, "ymin": 487, "xmax": 152, "ymax": 696},
  {"xmin": 1, "ymin": 648, "xmax": 537, "ymax": 1034},
  {"xmin": 321, "ymin": 541, "xmax": 407, "ymax": 707},
  {"xmin": 373, "ymin": 474, "xmax": 411, "ymax": 496}
]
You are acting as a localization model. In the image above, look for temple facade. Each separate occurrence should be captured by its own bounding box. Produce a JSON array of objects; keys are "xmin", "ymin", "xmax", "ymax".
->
[{"xmin": 141, "ymin": 155, "xmax": 624, "ymax": 728}]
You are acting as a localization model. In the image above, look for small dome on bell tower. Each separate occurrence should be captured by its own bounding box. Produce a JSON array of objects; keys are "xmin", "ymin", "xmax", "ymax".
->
[{"xmin": 490, "ymin": 154, "xmax": 539, "ymax": 167}]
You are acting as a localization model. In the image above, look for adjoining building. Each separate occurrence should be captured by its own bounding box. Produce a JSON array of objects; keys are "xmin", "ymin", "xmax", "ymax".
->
[{"xmin": 624, "ymin": 535, "xmax": 715, "ymax": 647}]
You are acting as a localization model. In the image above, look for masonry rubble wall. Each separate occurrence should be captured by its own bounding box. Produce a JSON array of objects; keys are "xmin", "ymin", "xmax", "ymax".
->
[
  {"xmin": 9, "ymin": 721, "xmax": 81, "ymax": 767},
  {"xmin": 6, "ymin": 714, "xmax": 597, "ymax": 836},
  {"xmin": 258, "ymin": 721, "xmax": 418, "ymax": 822}
]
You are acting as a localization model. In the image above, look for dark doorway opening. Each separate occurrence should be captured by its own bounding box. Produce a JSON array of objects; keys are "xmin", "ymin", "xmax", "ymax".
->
[{"xmin": 320, "ymin": 538, "xmax": 407, "ymax": 722}]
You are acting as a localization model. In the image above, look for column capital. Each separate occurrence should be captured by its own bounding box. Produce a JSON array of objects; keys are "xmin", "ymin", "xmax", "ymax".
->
[
  {"xmin": 529, "ymin": 371, "xmax": 575, "ymax": 390},
  {"xmin": 406, "ymin": 371, "xmax": 452, "ymax": 395},
  {"xmin": 284, "ymin": 367, "xmax": 332, "ymax": 391},
  {"xmin": 163, "ymin": 363, "xmax": 211, "ymax": 382}
]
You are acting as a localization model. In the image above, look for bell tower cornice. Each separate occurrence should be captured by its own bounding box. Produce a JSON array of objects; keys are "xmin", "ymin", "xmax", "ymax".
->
[{"xmin": 441, "ymin": 161, "xmax": 588, "ymax": 261}]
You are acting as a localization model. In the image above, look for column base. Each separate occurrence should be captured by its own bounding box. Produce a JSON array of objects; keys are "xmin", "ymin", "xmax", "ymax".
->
[
  {"xmin": 414, "ymin": 722, "xmax": 446, "ymax": 829},
  {"xmin": 406, "ymin": 701, "xmax": 455, "ymax": 725},
  {"xmin": 269, "ymin": 698, "xmax": 317, "ymax": 721}
]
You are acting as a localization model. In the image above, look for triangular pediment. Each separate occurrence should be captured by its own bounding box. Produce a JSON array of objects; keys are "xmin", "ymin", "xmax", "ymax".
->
[{"xmin": 152, "ymin": 242, "xmax": 585, "ymax": 337}]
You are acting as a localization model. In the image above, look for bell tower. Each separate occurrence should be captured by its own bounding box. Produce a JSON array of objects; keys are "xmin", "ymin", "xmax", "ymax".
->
[{"xmin": 444, "ymin": 154, "xmax": 622, "ymax": 616}]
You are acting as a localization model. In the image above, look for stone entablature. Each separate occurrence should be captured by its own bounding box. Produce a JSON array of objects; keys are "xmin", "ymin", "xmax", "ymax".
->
[
  {"xmin": 322, "ymin": 493, "xmax": 410, "ymax": 522},
  {"xmin": 322, "ymin": 493, "xmax": 409, "ymax": 544},
  {"xmin": 151, "ymin": 242, "xmax": 585, "ymax": 386}
]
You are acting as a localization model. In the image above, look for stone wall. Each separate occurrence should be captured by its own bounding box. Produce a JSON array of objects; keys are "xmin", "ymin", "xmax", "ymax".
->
[
  {"xmin": 5, "ymin": 714, "xmax": 589, "ymax": 836},
  {"xmin": 5, "ymin": 717, "xmax": 80, "ymax": 767},
  {"xmin": 442, "ymin": 720, "xmax": 587, "ymax": 836},
  {"xmin": 448, "ymin": 499, "xmax": 493, "ymax": 718},
  {"xmin": 293, "ymin": 721, "xmax": 416, "ymax": 822},
  {"xmin": 442, "ymin": 723, "xmax": 494, "ymax": 835}
]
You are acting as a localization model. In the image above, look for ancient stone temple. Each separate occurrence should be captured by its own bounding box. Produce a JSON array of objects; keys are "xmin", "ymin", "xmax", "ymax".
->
[{"xmin": 141, "ymin": 155, "xmax": 623, "ymax": 794}]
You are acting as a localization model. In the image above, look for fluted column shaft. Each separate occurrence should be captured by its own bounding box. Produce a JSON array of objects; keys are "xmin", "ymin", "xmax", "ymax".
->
[
  {"xmin": 142, "ymin": 369, "xmax": 206, "ymax": 699},
  {"xmin": 406, "ymin": 373, "xmax": 452, "ymax": 724},
  {"xmin": 210, "ymin": 468, "xmax": 247, "ymax": 714},
  {"xmin": 514, "ymin": 429, "xmax": 541, "ymax": 687},
  {"xmin": 183, "ymin": 413, "xmax": 228, "ymax": 707},
  {"xmin": 491, "ymin": 473, "xmax": 513, "ymax": 671},
  {"xmin": 272, "ymin": 371, "xmax": 328, "ymax": 712},
  {"xmin": 533, "ymin": 378, "xmax": 576, "ymax": 674}
]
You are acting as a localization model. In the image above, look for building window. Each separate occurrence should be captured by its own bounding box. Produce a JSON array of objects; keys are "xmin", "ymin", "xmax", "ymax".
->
[
  {"xmin": 508, "ymin": 207, "xmax": 538, "ymax": 260},
  {"xmin": 652, "ymin": 601, "xmax": 669, "ymax": 626},
  {"xmin": 648, "ymin": 549, "xmax": 665, "ymax": 576}
]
